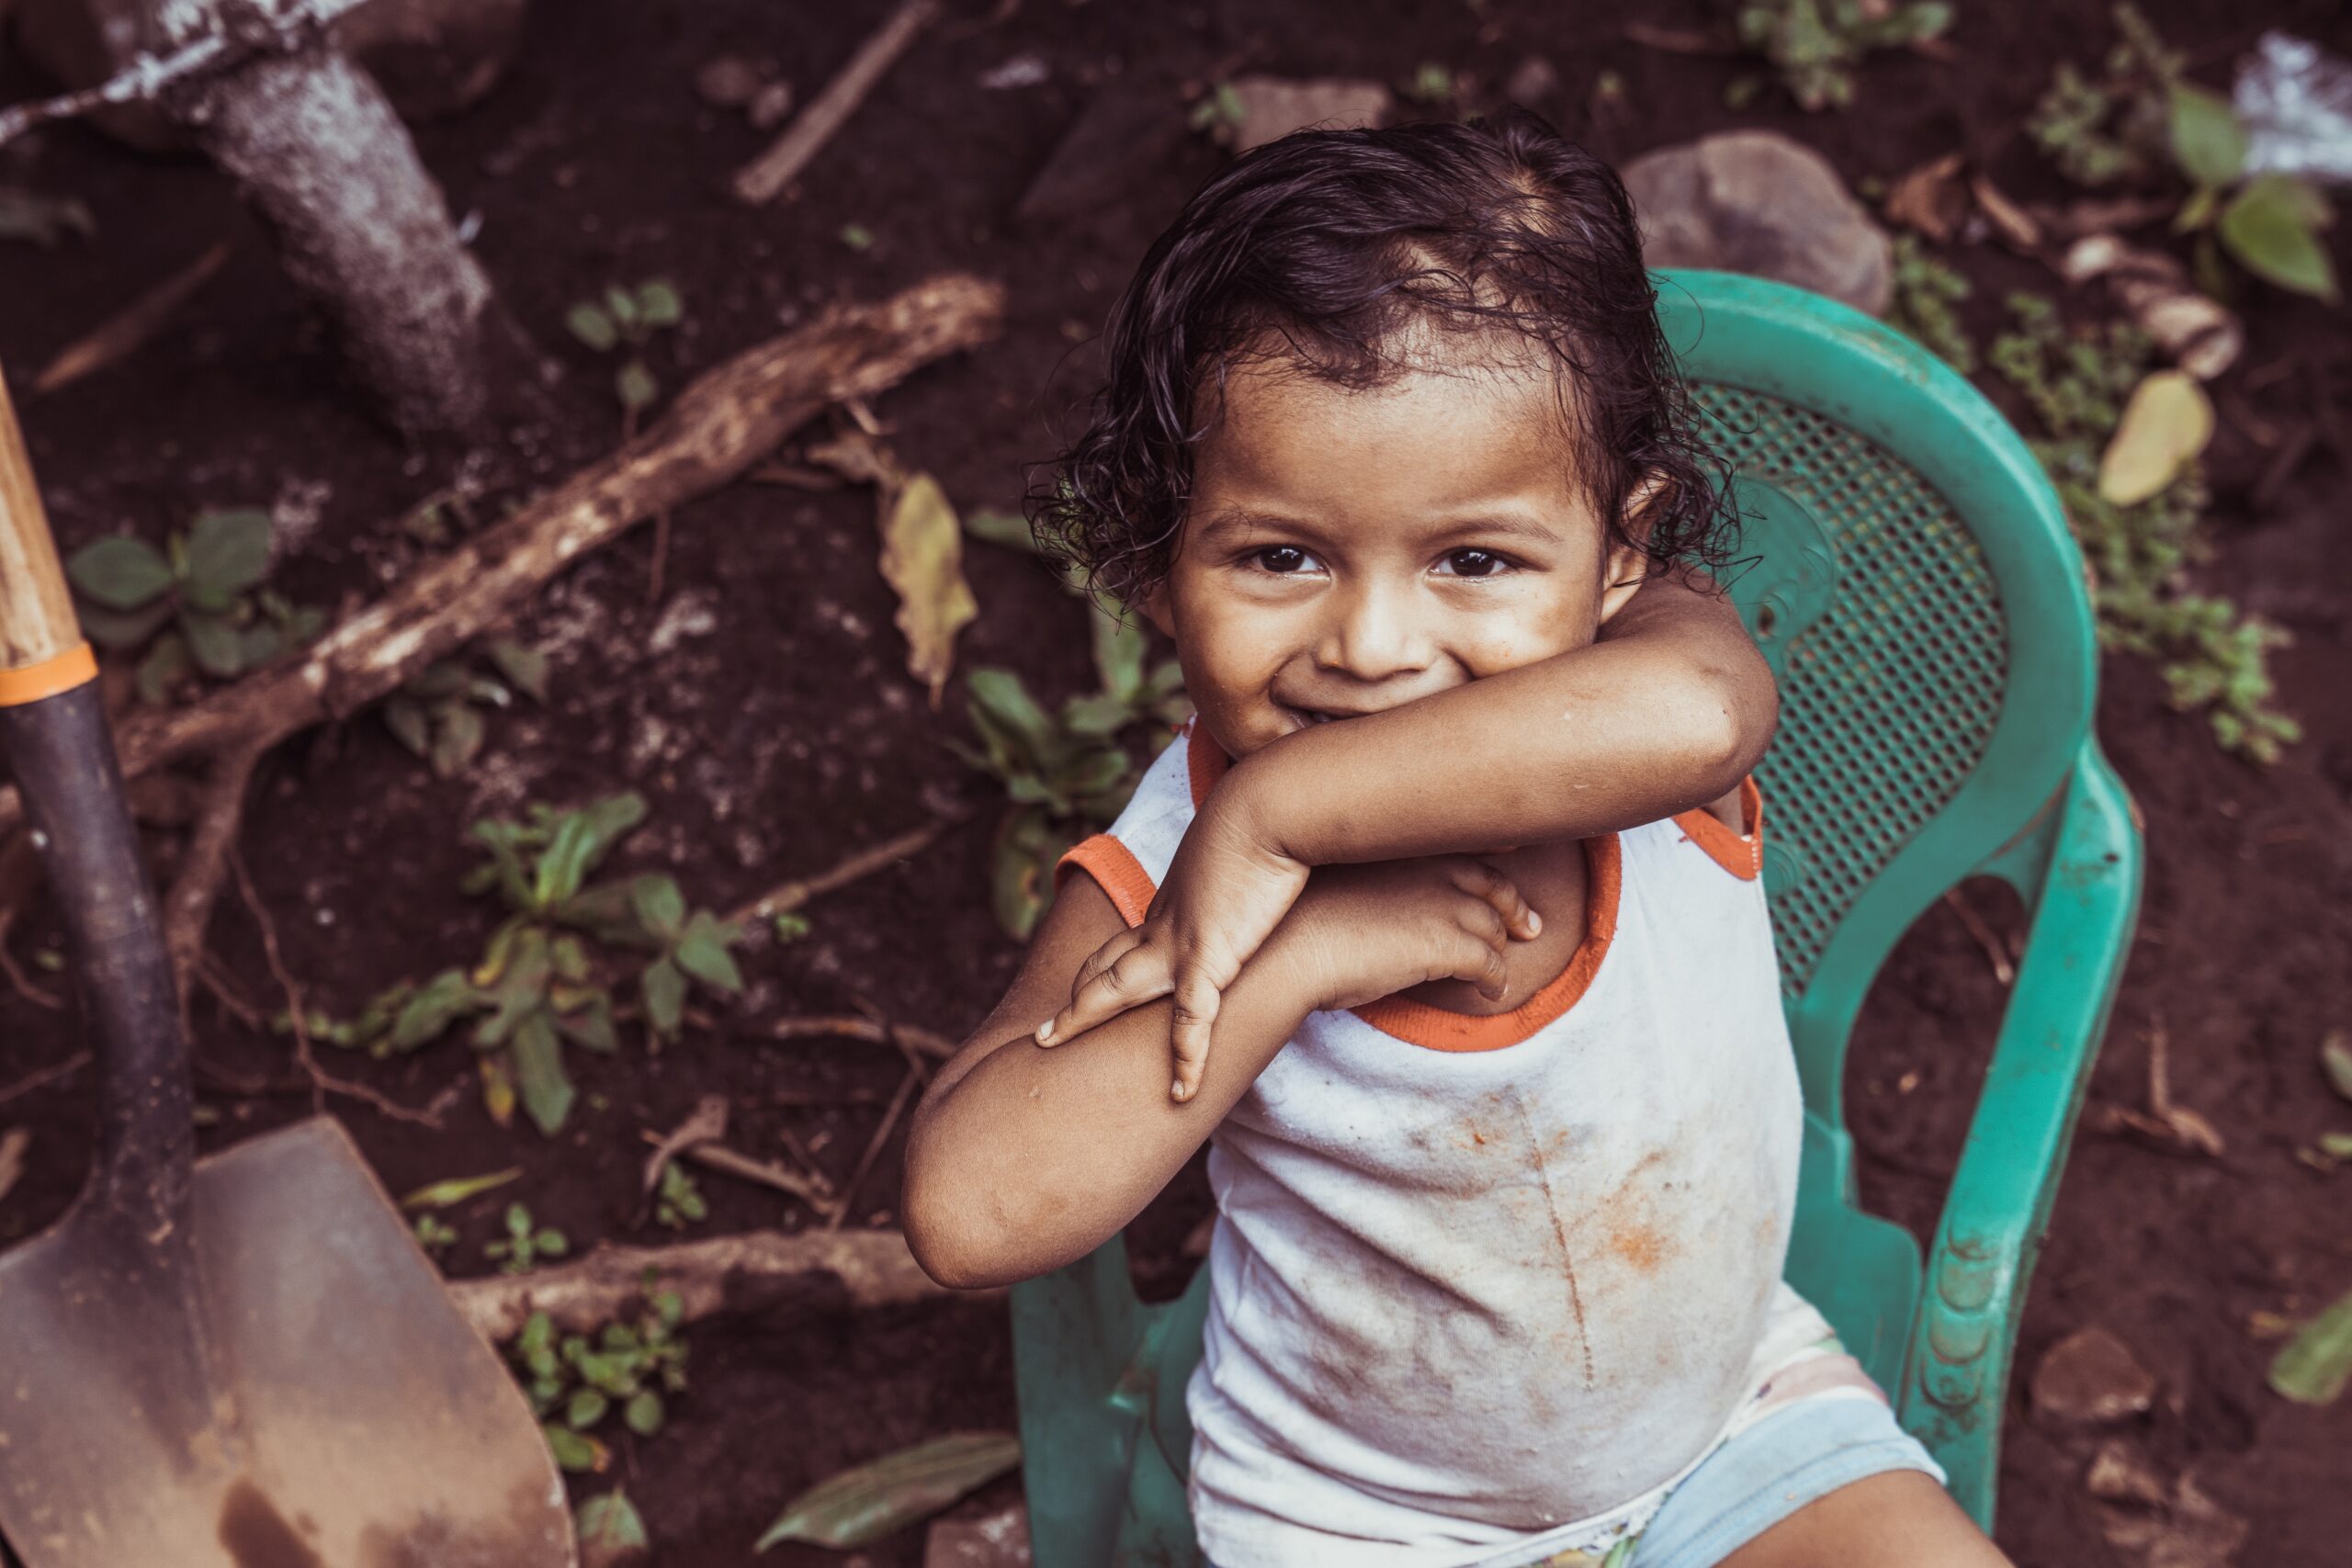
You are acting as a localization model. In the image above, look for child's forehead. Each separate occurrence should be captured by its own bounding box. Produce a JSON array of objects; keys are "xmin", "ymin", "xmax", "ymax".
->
[{"xmin": 1198, "ymin": 349, "xmax": 1582, "ymax": 491}]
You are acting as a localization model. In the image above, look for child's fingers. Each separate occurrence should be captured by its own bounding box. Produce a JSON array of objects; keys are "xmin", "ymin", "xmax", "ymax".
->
[
  {"xmin": 1454, "ymin": 912, "xmax": 1513, "ymax": 1002},
  {"xmin": 1038, "ymin": 937, "xmax": 1171, "ymax": 1045},
  {"xmin": 1169, "ymin": 973, "xmax": 1222, "ymax": 1103},
  {"xmin": 1445, "ymin": 859, "xmax": 1540, "ymax": 942}
]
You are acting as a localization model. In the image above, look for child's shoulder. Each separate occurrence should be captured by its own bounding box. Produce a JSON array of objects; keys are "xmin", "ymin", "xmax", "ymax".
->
[{"xmin": 1057, "ymin": 728, "xmax": 1203, "ymax": 928}]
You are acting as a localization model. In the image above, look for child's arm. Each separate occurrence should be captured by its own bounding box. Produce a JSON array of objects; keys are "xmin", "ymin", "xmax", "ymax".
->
[
  {"xmin": 1038, "ymin": 574, "xmax": 1774, "ymax": 1100},
  {"xmin": 902, "ymin": 854, "xmax": 1533, "ymax": 1289}
]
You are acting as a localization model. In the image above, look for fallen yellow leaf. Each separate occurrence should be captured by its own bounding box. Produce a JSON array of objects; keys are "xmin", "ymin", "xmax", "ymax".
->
[
  {"xmin": 2098, "ymin": 370, "xmax": 2213, "ymax": 507},
  {"xmin": 879, "ymin": 471, "xmax": 978, "ymax": 708}
]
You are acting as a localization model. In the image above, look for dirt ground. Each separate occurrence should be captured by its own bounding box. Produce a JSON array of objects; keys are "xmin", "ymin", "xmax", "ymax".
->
[{"xmin": 0, "ymin": 1, "xmax": 2346, "ymax": 1563}]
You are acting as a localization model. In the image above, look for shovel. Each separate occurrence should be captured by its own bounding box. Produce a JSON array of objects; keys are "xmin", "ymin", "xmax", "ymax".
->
[{"xmin": 0, "ymin": 368, "xmax": 575, "ymax": 1568}]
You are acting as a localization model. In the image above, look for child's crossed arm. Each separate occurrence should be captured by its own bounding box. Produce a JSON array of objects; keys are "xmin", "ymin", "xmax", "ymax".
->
[{"xmin": 1036, "ymin": 574, "xmax": 1775, "ymax": 1100}]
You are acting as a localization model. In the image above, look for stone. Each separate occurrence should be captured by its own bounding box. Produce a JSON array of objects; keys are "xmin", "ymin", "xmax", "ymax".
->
[
  {"xmin": 2086, "ymin": 1438, "xmax": 2168, "ymax": 1506},
  {"xmin": 2096, "ymin": 1472, "xmax": 2249, "ymax": 1568},
  {"xmin": 1621, "ymin": 130, "xmax": 1894, "ymax": 317},
  {"xmin": 2030, "ymin": 1325, "xmax": 2157, "ymax": 1427},
  {"xmin": 924, "ymin": 1500, "xmax": 1031, "ymax": 1567},
  {"xmin": 1225, "ymin": 74, "xmax": 1390, "ymax": 152},
  {"xmin": 748, "ymin": 79, "xmax": 795, "ymax": 131},
  {"xmin": 13, "ymin": 0, "xmax": 526, "ymax": 149},
  {"xmin": 695, "ymin": 54, "xmax": 765, "ymax": 108},
  {"xmin": 1017, "ymin": 86, "xmax": 1186, "ymax": 222}
]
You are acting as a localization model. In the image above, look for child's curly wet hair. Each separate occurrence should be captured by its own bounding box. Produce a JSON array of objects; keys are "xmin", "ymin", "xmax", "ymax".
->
[{"xmin": 1033, "ymin": 107, "xmax": 1739, "ymax": 608}]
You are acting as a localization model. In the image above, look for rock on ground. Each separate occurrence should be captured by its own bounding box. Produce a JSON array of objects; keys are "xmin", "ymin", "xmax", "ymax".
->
[
  {"xmin": 2030, "ymin": 1325, "xmax": 2159, "ymax": 1427},
  {"xmin": 1621, "ymin": 130, "xmax": 1893, "ymax": 316},
  {"xmin": 926, "ymin": 1500, "xmax": 1031, "ymax": 1567},
  {"xmin": 1225, "ymin": 75, "xmax": 1390, "ymax": 152}
]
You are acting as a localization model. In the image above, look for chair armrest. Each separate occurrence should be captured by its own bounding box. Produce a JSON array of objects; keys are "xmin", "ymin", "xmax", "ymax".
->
[{"xmin": 1898, "ymin": 741, "xmax": 2143, "ymax": 1528}]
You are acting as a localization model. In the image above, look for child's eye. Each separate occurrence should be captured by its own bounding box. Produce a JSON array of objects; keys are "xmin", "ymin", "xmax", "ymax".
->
[
  {"xmin": 1436, "ymin": 548, "xmax": 1511, "ymax": 578},
  {"xmin": 1250, "ymin": 546, "xmax": 1319, "ymax": 575}
]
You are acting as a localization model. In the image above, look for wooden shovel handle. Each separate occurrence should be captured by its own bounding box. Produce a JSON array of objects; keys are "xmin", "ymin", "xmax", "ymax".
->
[{"xmin": 0, "ymin": 367, "xmax": 96, "ymax": 705}]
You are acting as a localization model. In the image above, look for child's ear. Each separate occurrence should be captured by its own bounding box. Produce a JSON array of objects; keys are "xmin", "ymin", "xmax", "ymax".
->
[
  {"xmin": 1137, "ymin": 582, "xmax": 1176, "ymax": 639},
  {"xmin": 1596, "ymin": 472, "xmax": 1668, "ymax": 627}
]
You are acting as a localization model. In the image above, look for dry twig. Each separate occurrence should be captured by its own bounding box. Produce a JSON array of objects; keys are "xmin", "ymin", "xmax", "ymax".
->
[
  {"xmin": 672, "ymin": 1139, "xmax": 835, "ymax": 1211},
  {"xmin": 0, "ymin": 275, "xmax": 1005, "ymax": 841},
  {"xmin": 733, "ymin": 0, "xmax": 942, "ymax": 205},
  {"xmin": 764, "ymin": 1012, "xmax": 957, "ymax": 1059},
  {"xmin": 31, "ymin": 244, "xmax": 231, "ymax": 396},
  {"xmin": 826, "ymin": 1064, "xmax": 921, "ymax": 1234},
  {"xmin": 445, "ymin": 1227, "xmax": 964, "ymax": 1343},
  {"xmin": 227, "ymin": 845, "xmax": 442, "ymax": 1128},
  {"xmin": 1940, "ymin": 886, "xmax": 2016, "ymax": 987},
  {"xmin": 727, "ymin": 816, "xmax": 956, "ymax": 928},
  {"xmin": 639, "ymin": 1095, "xmax": 730, "ymax": 1223},
  {"xmin": 162, "ymin": 739, "xmax": 265, "ymax": 991},
  {"xmin": 0, "ymin": 1052, "xmax": 89, "ymax": 1110}
]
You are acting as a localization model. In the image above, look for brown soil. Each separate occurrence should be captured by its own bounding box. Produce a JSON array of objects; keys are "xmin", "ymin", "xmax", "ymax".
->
[{"xmin": 1, "ymin": 2, "xmax": 2346, "ymax": 1564}]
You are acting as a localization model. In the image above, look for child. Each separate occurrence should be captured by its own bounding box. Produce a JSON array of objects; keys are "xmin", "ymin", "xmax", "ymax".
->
[{"xmin": 904, "ymin": 111, "xmax": 2009, "ymax": 1568}]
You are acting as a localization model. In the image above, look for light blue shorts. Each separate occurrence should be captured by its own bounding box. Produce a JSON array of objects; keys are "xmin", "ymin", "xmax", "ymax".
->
[{"xmin": 1623, "ymin": 1395, "xmax": 1945, "ymax": 1568}]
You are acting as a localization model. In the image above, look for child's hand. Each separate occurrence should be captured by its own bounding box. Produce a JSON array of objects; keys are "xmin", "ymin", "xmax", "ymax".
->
[
  {"xmin": 1039, "ymin": 844, "xmax": 1538, "ymax": 1100},
  {"xmin": 1035, "ymin": 801, "xmax": 1312, "ymax": 1102}
]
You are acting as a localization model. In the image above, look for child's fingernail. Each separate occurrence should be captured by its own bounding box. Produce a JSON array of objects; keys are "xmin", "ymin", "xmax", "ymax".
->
[
  {"xmin": 1035, "ymin": 1019, "xmax": 1057, "ymax": 1044},
  {"xmin": 1171, "ymin": 1078, "xmax": 1188, "ymax": 1101},
  {"xmin": 1525, "ymin": 910, "xmax": 1542, "ymax": 936}
]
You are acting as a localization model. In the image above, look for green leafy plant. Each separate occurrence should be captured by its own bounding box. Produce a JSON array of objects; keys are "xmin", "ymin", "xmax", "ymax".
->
[
  {"xmin": 385, "ymin": 639, "xmax": 549, "ymax": 779},
  {"xmin": 1403, "ymin": 62, "xmax": 1456, "ymax": 106},
  {"xmin": 507, "ymin": 1289, "xmax": 688, "ymax": 1472},
  {"xmin": 1729, "ymin": 0, "xmax": 1951, "ymax": 112},
  {"xmin": 577, "ymin": 1492, "xmax": 650, "ymax": 1556},
  {"xmin": 654, "ymin": 1161, "xmax": 707, "ymax": 1230},
  {"xmin": 1988, "ymin": 292, "xmax": 2297, "ymax": 761},
  {"xmin": 565, "ymin": 279, "xmax": 684, "ymax": 417},
  {"xmin": 413, "ymin": 1213, "xmax": 459, "ymax": 1252},
  {"xmin": 65, "ymin": 509, "xmax": 322, "ymax": 703},
  {"xmin": 484, "ymin": 1201, "xmax": 570, "ymax": 1275},
  {"xmin": 754, "ymin": 1431, "xmax": 1021, "ymax": 1552},
  {"xmin": 1187, "ymin": 80, "xmax": 1246, "ymax": 136},
  {"xmin": 1886, "ymin": 233, "xmax": 1976, "ymax": 374},
  {"xmin": 957, "ymin": 509, "xmax": 1190, "ymax": 937},
  {"xmin": 279, "ymin": 793, "xmax": 743, "ymax": 1133},
  {"xmin": 2030, "ymin": 5, "xmax": 2337, "ymax": 301}
]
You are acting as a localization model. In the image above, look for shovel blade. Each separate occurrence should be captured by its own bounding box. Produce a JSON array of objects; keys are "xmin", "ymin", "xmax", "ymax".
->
[{"xmin": 0, "ymin": 1118, "xmax": 576, "ymax": 1568}]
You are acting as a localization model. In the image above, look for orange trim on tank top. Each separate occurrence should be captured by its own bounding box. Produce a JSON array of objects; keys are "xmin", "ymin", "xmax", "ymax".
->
[
  {"xmin": 1053, "ymin": 721, "xmax": 1624, "ymax": 1052},
  {"xmin": 1671, "ymin": 776, "xmax": 1765, "ymax": 880},
  {"xmin": 0, "ymin": 641, "xmax": 97, "ymax": 707}
]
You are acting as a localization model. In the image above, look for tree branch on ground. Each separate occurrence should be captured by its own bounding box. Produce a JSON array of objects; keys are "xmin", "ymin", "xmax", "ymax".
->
[{"xmin": 445, "ymin": 1228, "xmax": 967, "ymax": 1344}]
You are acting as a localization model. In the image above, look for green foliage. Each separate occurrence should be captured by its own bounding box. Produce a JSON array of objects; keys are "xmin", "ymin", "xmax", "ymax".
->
[
  {"xmin": 483, "ymin": 1201, "xmax": 570, "ymax": 1275},
  {"xmin": 957, "ymin": 514, "xmax": 1191, "ymax": 938},
  {"xmin": 577, "ymin": 1491, "xmax": 650, "ymax": 1555},
  {"xmin": 413, "ymin": 1213, "xmax": 458, "ymax": 1252},
  {"xmin": 654, "ymin": 1161, "xmax": 707, "ymax": 1230},
  {"xmin": 2030, "ymin": 6, "xmax": 2337, "ymax": 301},
  {"xmin": 1730, "ymin": 0, "xmax": 1951, "ymax": 112},
  {"xmin": 507, "ymin": 1290, "xmax": 688, "ymax": 1473},
  {"xmin": 1886, "ymin": 234, "xmax": 1975, "ymax": 374},
  {"xmin": 2268, "ymin": 1289, "xmax": 2352, "ymax": 1405},
  {"xmin": 1187, "ymin": 81, "xmax": 1246, "ymax": 134},
  {"xmin": 281, "ymin": 793, "xmax": 742, "ymax": 1134},
  {"xmin": 65, "ymin": 509, "xmax": 323, "ymax": 703},
  {"xmin": 1403, "ymin": 63, "xmax": 1456, "ymax": 106},
  {"xmin": 384, "ymin": 639, "xmax": 548, "ymax": 779},
  {"xmin": 754, "ymin": 1432, "xmax": 1021, "ymax": 1552},
  {"xmin": 839, "ymin": 222, "xmax": 876, "ymax": 252},
  {"xmin": 566, "ymin": 279, "xmax": 685, "ymax": 414},
  {"xmin": 1987, "ymin": 294, "xmax": 2297, "ymax": 761}
]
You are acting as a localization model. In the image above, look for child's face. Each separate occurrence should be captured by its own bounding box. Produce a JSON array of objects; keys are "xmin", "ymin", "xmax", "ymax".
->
[{"xmin": 1146, "ymin": 353, "xmax": 1647, "ymax": 761}]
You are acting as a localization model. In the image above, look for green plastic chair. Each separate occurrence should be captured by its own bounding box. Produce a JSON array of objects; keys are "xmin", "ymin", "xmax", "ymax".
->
[{"xmin": 1008, "ymin": 270, "xmax": 2145, "ymax": 1566}]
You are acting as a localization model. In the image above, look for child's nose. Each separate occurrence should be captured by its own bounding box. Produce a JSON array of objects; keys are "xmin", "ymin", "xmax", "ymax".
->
[{"xmin": 1316, "ymin": 578, "xmax": 1436, "ymax": 683}]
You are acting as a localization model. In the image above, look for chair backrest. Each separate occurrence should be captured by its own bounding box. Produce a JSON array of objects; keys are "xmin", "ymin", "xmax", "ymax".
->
[
  {"xmin": 1663, "ymin": 270, "xmax": 2097, "ymax": 1123},
  {"xmin": 1011, "ymin": 271, "xmax": 2109, "ymax": 1568}
]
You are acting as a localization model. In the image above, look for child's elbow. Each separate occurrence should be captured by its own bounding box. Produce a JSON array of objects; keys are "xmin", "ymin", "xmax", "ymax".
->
[
  {"xmin": 901, "ymin": 1134, "xmax": 1026, "ymax": 1291},
  {"xmin": 1673, "ymin": 645, "xmax": 1778, "ymax": 783}
]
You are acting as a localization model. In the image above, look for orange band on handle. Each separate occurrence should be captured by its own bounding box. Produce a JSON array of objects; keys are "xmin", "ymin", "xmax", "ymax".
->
[{"xmin": 0, "ymin": 640, "xmax": 97, "ymax": 706}]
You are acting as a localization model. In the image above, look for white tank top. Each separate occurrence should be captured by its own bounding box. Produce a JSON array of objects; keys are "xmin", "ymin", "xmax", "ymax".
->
[{"xmin": 1059, "ymin": 729, "xmax": 1804, "ymax": 1566}]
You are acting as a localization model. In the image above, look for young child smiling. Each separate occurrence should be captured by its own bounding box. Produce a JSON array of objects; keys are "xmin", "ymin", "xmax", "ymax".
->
[{"xmin": 905, "ymin": 111, "xmax": 2009, "ymax": 1568}]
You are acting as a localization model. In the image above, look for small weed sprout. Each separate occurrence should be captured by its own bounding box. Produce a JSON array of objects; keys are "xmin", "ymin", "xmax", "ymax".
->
[
  {"xmin": 654, "ymin": 1162, "xmax": 707, "ymax": 1230},
  {"xmin": 1404, "ymin": 63, "xmax": 1456, "ymax": 106},
  {"xmin": 279, "ymin": 793, "xmax": 744, "ymax": 1134},
  {"xmin": 384, "ymin": 638, "xmax": 549, "ymax": 779},
  {"xmin": 956, "ymin": 510, "xmax": 1191, "ymax": 937},
  {"xmin": 1187, "ymin": 81, "xmax": 1247, "ymax": 139},
  {"xmin": 1887, "ymin": 234, "xmax": 1976, "ymax": 374},
  {"xmin": 565, "ymin": 279, "xmax": 684, "ymax": 418},
  {"xmin": 507, "ymin": 1286, "xmax": 688, "ymax": 1472},
  {"xmin": 2030, "ymin": 4, "xmax": 2337, "ymax": 300},
  {"xmin": 1988, "ymin": 293, "xmax": 2298, "ymax": 761},
  {"xmin": 65, "ymin": 508, "xmax": 322, "ymax": 704},
  {"xmin": 1729, "ymin": 0, "xmax": 1951, "ymax": 112},
  {"xmin": 413, "ymin": 1213, "xmax": 459, "ymax": 1252},
  {"xmin": 484, "ymin": 1202, "xmax": 569, "ymax": 1275}
]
